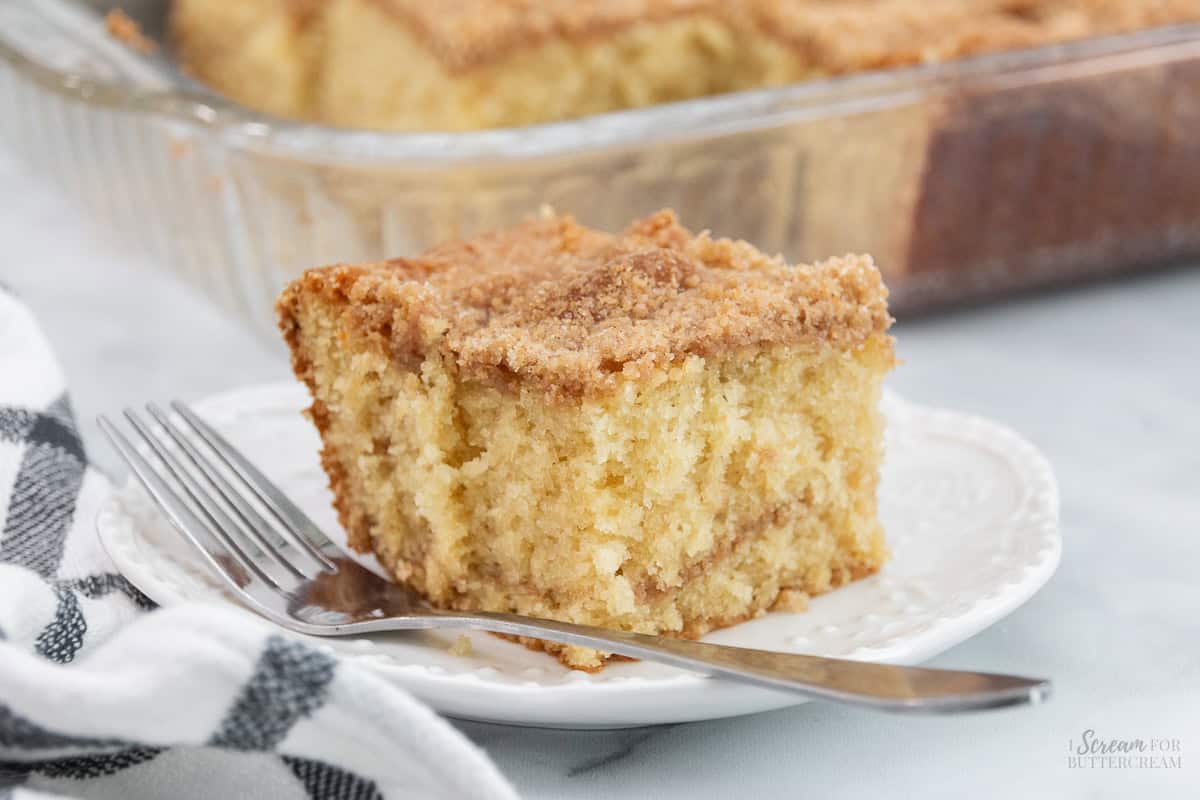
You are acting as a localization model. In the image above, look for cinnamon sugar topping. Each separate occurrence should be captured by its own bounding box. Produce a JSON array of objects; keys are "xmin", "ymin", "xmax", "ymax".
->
[
  {"xmin": 375, "ymin": 0, "xmax": 714, "ymax": 71},
  {"xmin": 280, "ymin": 210, "xmax": 892, "ymax": 399},
  {"xmin": 370, "ymin": 0, "xmax": 1200, "ymax": 71}
]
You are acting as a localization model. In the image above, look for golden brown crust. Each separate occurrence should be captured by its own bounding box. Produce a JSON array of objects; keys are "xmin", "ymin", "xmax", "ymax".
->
[
  {"xmin": 279, "ymin": 289, "xmax": 375, "ymax": 554},
  {"xmin": 278, "ymin": 209, "xmax": 892, "ymax": 401}
]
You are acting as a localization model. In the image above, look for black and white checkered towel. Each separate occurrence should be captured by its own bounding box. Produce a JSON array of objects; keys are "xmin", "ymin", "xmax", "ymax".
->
[{"xmin": 0, "ymin": 287, "xmax": 517, "ymax": 799}]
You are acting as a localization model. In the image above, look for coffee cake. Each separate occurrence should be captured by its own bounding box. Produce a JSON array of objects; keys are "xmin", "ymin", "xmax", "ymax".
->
[
  {"xmin": 277, "ymin": 209, "xmax": 894, "ymax": 669},
  {"xmin": 174, "ymin": 0, "xmax": 1200, "ymax": 130}
]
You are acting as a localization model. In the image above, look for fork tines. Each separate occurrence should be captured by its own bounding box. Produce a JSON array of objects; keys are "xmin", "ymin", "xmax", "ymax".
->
[{"xmin": 99, "ymin": 402, "xmax": 337, "ymax": 595}]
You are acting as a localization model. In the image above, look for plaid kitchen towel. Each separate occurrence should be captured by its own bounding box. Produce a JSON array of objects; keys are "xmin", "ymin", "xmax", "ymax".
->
[{"xmin": 0, "ymin": 287, "xmax": 518, "ymax": 800}]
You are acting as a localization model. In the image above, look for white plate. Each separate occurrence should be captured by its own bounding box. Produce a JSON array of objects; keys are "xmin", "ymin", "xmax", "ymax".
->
[{"xmin": 97, "ymin": 383, "xmax": 1061, "ymax": 729}]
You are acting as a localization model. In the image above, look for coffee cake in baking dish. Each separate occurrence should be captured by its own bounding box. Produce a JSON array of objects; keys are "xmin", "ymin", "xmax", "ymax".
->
[{"xmin": 174, "ymin": 0, "xmax": 1200, "ymax": 130}]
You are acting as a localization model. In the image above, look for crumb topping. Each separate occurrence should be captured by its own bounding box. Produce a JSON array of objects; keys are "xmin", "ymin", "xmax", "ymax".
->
[
  {"xmin": 368, "ymin": 0, "xmax": 1200, "ymax": 71},
  {"xmin": 374, "ymin": 0, "xmax": 714, "ymax": 71},
  {"xmin": 280, "ymin": 210, "xmax": 892, "ymax": 400}
]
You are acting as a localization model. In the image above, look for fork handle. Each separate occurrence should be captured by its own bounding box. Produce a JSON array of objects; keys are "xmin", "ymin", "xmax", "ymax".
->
[{"xmin": 433, "ymin": 611, "xmax": 1048, "ymax": 713}]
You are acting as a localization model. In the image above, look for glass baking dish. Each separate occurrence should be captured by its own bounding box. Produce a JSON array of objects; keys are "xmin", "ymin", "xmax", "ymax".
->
[{"xmin": 3, "ymin": 0, "xmax": 1199, "ymax": 344}]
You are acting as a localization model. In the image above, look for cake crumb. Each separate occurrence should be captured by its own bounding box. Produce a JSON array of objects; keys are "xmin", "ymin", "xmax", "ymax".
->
[
  {"xmin": 449, "ymin": 635, "xmax": 473, "ymax": 657},
  {"xmin": 771, "ymin": 589, "xmax": 811, "ymax": 613},
  {"xmin": 105, "ymin": 10, "xmax": 158, "ymax": 55}
]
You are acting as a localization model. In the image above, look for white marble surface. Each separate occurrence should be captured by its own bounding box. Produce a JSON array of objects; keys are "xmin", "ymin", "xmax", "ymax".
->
[{"xmin": 3, "ymin": 147, "xmax": 1197, "ymax": 798}]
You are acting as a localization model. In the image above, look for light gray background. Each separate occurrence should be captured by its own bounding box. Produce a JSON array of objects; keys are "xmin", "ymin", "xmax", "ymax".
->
[{"xmin": 3, "ymin": 148, "xmax": 1196, "ymax": 799}]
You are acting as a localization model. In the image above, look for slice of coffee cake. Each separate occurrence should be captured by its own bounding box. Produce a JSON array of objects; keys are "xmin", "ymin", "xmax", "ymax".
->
[{"xmin": 277, "ymin": 210, "xmax": 894, "ymax": 669}]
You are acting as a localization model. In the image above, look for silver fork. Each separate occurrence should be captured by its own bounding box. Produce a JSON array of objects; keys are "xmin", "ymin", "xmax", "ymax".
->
[{"xmin": 99, "ymin": 402, "xmax": 1051, "ymax": 714}]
